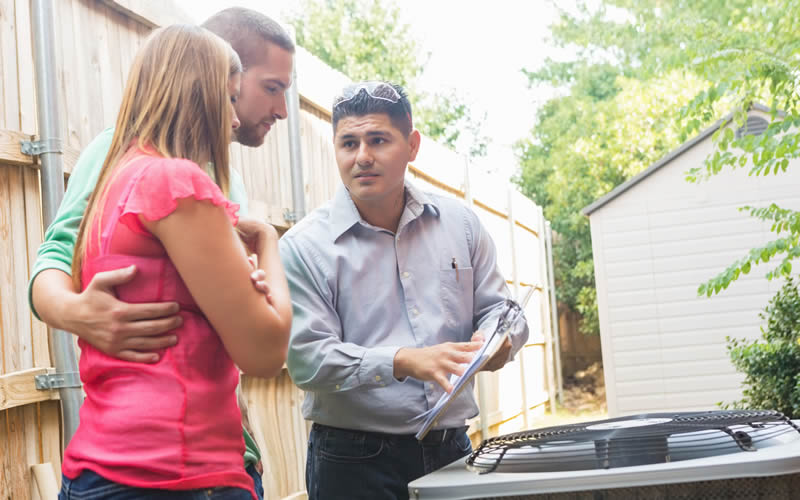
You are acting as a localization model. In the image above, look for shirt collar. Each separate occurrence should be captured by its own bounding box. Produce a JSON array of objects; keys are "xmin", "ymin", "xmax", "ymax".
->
[
  {"xmin": 404, "ymin": 181, "xmax": 440, "ymax": 218},
  {"xmin": 329, "ymin": 181, "xmax": 440, "ymax": 241}
]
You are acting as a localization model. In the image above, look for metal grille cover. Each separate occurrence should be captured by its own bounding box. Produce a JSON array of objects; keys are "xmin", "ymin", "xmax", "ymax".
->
[
  {"xmin": 467, "ymin": 410, "xmax": 799, "ymax": 474},
  {"xmin": 409, "ymin": 411, "xmax": 800, "ymax": 500}
]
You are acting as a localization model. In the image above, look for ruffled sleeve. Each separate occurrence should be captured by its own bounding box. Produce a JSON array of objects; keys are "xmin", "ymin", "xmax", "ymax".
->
[{"xmin": 118, "ymin": 157, "xmax": 240, "ymax": 234}]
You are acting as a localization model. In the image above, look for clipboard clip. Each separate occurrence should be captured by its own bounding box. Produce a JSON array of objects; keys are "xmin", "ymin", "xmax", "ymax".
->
[{"xmin": 491, "ymin": 286, "xmax": 535, "ymax": 338}]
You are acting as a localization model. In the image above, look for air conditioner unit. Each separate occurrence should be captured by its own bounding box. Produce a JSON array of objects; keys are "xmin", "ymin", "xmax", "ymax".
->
[{"xmin": 408, "ymin": 410, "xmax": 800, "ymax": 499}]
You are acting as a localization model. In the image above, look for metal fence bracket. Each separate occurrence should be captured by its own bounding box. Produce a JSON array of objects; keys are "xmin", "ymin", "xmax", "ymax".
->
[
  {"xmin": 20, "ymin": 138, "xmax": 63, "ymax": 157},
  {"xmin": 35, "ymin": 371, "xmax": 81, "ymax": 390},
  {"xmin": 283, "ymin": 209, "xmax": 299, "ymax": 223}
]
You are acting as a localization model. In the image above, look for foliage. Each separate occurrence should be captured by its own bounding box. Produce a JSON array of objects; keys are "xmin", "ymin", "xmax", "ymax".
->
[
  {"xmin": 516, "ymin": 0, "xmax": 800, "ymax": 333},
  {"xmin": 724, "ymin": 277, "xmax": 800, "ymax": 417},
  {"xmin": 516, "ymin": 63, "xmax": 707, "ymax": 334},
  {"xmin": 414, "ymin": 91, "xmax": 489, "ymax": 158},
  {"xmin": 286, "ymin": 0, "xmax": 488, "ymax": 156},
  {"xmin": 550, "ymin": 0, "xmax": 800, "ymax": 296},
  {"xmin": 661, "ymin": 0, "xmax": 800, "ymax": 296}
]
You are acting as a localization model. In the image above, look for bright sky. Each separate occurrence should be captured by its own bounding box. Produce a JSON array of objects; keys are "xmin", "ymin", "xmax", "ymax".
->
[{"xmin": 175, "ymin": 0, "xmax": 568, "ymax": 177}]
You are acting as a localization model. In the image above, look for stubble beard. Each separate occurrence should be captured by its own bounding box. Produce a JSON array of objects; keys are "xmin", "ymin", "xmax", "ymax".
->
[{"xmin": 234, "ymin": 122, "xmax": 266, "ymax": 148}]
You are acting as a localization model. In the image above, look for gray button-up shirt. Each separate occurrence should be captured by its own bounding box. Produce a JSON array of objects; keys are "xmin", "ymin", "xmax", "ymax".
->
[{"xmin": 280, "ymin": 182, "xmax": 529, "ymax": 434}]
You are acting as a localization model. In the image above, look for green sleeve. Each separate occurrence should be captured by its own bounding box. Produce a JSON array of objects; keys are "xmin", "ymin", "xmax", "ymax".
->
[
  {"xmin": 243, "ymin": 427, "xmax": 261, "ymax": 467},
  {"xmin": 27, "ymin": 129, "xmax": 250, "ymax": 320},
  {"xmin": 229, "ymin": 168, "xmax": 249, "ymax": 217},
  {"xmin": 27, "ymin": 128, "xmax": 115, "ymax": 320}
]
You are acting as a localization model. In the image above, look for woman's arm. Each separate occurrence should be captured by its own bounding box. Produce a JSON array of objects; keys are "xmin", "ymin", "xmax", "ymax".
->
[{"xmin": 145, "ymin": 198, "xmax": 292, "ymax": 378}]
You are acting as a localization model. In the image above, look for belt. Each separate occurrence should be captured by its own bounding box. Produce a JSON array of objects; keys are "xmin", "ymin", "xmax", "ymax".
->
[
  {"xmin": 312, "ymin": 423, "xmax": 468, "ymax": 445},
  {"xmin": 418, "ymin": 426, "xmax": 469, "ymax": 444}
]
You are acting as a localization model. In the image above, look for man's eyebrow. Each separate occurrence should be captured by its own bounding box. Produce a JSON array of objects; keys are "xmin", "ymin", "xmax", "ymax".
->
[
  {"xmin": 336, "ymin": 130, "xmax": 390, "ymax": 141},
  {"xmin": 262, "ymin": 78, "xmax": 288, "ymax": 89}
]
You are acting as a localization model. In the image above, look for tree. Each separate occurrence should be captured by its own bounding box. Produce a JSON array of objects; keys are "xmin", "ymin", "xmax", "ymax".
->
[
  {"xmin": 539, "ymin": 0, "xmax": 800, "ymax": 296},
  {"xmin": 286, "ymin": 0, "xmax": 488, "ymax": 156},
  {"xmin": 515, "ymin": 67, "xmax": 707, "ymax": 334},
  {"xmin": 517, "ymin": 0, "xmax": 800, "ymax": 334}
]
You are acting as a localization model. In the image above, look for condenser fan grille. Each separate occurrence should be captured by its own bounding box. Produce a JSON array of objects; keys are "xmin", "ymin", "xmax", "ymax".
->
[{"xmin": 467, "ymin": 410, "xmax": 800, "ymax": 474}]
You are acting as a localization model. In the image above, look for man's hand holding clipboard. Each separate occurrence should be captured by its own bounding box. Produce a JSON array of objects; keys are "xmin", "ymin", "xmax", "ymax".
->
[{"xmin": 412, "ymin": 286, "xmax": 536, "ymax": 440}]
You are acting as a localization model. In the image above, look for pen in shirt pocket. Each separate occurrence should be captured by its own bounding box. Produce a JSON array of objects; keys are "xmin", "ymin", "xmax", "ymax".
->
[{"xmin": 451, "ymin": 257, "xmax": 459, "ymax": 282}]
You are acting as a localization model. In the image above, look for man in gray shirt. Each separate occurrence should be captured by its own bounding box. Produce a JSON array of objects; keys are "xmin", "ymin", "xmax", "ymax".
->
[{"xmin": 280, "ymin": 81, "xmax": 529, "ymax": 499}]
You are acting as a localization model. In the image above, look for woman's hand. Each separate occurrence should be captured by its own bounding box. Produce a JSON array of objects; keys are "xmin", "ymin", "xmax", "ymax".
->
[
  {"xmin": 247, "ymin": 254, "xmax": 272, "ymax": 302},
  {"xmin": 237, "ymin": 216, "xmax": 278, "ymax": 256}
]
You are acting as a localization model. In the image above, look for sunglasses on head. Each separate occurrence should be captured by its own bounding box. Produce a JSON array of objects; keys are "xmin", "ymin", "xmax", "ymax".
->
[{"xmin": 333, "ymin": 81, "xmax": 402, "ymax": 108}]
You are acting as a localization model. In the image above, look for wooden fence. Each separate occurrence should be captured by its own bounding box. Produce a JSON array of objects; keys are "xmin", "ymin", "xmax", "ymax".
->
[{"xmin": 0, "ymin": 1, "xmax": 556, "ymax": 498}]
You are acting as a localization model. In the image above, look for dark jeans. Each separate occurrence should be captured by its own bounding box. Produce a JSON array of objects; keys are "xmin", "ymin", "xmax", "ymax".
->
[
  {"xmin": 246, "ymin": 464, "xmax": 264, "ymax": 500},
  {"xmin": 306, "ymin": 423, "xmax": 473, "ymax": 500},
  {"xmin": 58, "ymin": 465, "xmax": 262, "ymax": 500}
]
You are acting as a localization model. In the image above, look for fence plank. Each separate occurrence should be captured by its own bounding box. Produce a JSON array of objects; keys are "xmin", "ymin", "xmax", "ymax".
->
[
  {"xmin": 0, "ymin": 129, "xmax": 32, "ymax": 166},
  {"xmin": 100, "ymin": 3, "xmax": 124, "ymax": 126},
  {"xmin": 242, "ymin": 371, "xmax": 307, "ymax": 500},
  {"xmin": 6, "ymin": 408, "xmax": 30, "ymax": 500},
  {"xmin": 73, "ymin": 0, "xmax": 101, "ymax": 143},
  {"xmin": 84, "ymin": 2, "xmax": 112, "ymax": 133},
  {"xmin": 0, "ymin": 129, "xmax": 79, "ymax": 175},
  {"xmin": 23, "ymin": 404, "xmax": 39, "ymax": 500},
  {"xmin": 0, "ymin": 0, "xmax": 19, "ymax": 130},
  {"xmin": 39, "ymin": 401, "xmax": 61, "ymax": 488},
  {"xmin": 14, "ymin": 0, "xmax": 35, "ymax": 134},
  {"xmin": 22, "ymin": 168, "xmax": 48, "ymax": 369},
  {"xmin": 0, "ymin": 411, "xmax": 7, "ymax": 496},
  {"xmin": 101, "ymin": 0, "xmax": 192, "ymax": 28},
  {"xmin": 9, "ymin": 166, "xmax": 33, "ymax": 372},
  {"xmin": 55, "ymin": 0, "xmax": 81, "ymax": 150},
  {"xmin": 0, "ymin": 368, "xmax": 59, "ymax": 411},
  {"xmin": 1, "ymin": 165, "xmax": 14, "ymax": 375},
  {"xmin": 249, "ymin": 200, "xmax": 288, "ymax": 230}
]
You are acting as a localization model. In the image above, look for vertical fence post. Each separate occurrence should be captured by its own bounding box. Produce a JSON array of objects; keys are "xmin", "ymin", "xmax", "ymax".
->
[
  {"xmin": 465, "ymin": 157, "xmax": 490, "ymax": 441},
  {"xmin": 545, "ymin": 222, "xmax": 563, "ymax": 402},
  {"xmin": 286, "ymin": 26, "xmax": 305, "ymax": 223},
  {"xmin": 507, "ymin": 188, "xmax": 530, "ymax": 429},
  {"xmin": 539, "ymin": 207, "xmax": 557, "ymax": 415}
]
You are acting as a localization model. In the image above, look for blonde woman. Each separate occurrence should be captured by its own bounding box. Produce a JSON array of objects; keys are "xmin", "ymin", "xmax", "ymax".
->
[{"xmin": 58, "ymin": 25, "xmax": 291, "ymax": 500}]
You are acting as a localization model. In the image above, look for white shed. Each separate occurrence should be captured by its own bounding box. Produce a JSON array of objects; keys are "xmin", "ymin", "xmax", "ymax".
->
[{"xmin": 583, "ymin": 105, "xmax": 800, "ymax": 417}]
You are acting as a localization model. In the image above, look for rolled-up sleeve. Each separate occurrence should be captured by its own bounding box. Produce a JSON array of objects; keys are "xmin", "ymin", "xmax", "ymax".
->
[{"xmin": 280, "ymin": 236, "xmax": 401, "ymax": 392}]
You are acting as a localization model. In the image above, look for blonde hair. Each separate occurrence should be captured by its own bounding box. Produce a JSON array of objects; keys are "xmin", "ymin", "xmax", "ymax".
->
[{"xmin": 72, "ymin": 24, "xmax": 242, "ymax": 287}]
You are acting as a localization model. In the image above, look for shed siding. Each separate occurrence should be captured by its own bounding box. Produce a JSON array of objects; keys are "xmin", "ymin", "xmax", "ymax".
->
[{"xmin": 591, "ymin": 114, "xmax": 800, "ymax": 416}]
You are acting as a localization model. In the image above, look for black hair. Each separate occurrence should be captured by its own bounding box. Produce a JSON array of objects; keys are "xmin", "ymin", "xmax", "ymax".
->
[{"xmin": 332, "ymin": 83, "xmax": 413, "ymax": 137}]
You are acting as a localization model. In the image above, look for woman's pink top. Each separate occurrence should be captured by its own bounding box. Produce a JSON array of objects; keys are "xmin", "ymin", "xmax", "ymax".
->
[{"xmin": 62, "ymin": 149, "xmax": 255, "ymax": 499}]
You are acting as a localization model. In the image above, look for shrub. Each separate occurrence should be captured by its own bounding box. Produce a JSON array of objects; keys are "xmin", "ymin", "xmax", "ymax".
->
[{"xmin": 724, "ymin": 276, "xmax": 800, "ymax": 417}]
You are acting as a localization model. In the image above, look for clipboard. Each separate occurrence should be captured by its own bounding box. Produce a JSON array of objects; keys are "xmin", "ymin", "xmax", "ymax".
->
[{"xmin": 413, "ymin": 286, "xmax": 535, "ymax": 440}]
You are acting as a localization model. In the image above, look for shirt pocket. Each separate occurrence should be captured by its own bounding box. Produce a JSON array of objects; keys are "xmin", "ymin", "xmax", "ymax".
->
[{"xmin": 439, "ymin": 266, "xmax": 474, "ymax": 332}]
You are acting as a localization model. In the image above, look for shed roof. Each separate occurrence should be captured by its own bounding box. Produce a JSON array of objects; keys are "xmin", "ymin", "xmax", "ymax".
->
[{"xmin": 581, "ymin": 103, "xmax": 772, "ymax": 216}]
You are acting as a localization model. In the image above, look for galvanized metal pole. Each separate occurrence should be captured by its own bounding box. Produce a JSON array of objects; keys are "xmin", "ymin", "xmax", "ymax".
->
[
  {"xmin": 31, "ymin": 0, "xmax": 83, "ymax": 445},
  {"xmin": 285, "ymin": 30, "xmax": 306, "ymax": 223},
  {"xmin": 545, "ymin": 222, "xmax": 563, "ymax": 402},
  {"xmin": 507, "ymin": 188, "xmax": 530, "ymax": 429}
]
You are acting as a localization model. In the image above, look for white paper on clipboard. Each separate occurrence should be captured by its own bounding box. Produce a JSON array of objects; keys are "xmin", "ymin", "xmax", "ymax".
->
[{"xmin": 411, "ymin": 286, "xmax": 535, "ymax": 440}]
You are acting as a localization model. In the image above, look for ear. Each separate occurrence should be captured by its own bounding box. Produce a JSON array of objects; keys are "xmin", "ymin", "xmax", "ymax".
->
[{"xmin": 408, "ymin": 129, "xmax": 421, "ymax": 162}]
